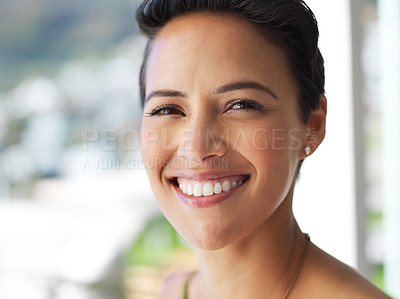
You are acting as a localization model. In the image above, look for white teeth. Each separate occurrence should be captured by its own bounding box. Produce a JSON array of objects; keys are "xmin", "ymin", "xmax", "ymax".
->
[
  {"xmin": 187, "ymin": 183, "xmax": 193, "ymax": 196},
  {"xmin": 214, "ymin": 182, "xmax": 222, "ymax": 194},
  {"xmin": 182, "ymin": 182, "xmax": 187, "ymax": 194},
  {"xmin": 178, "ymin": 178, "xmax": 246, "ymax": 196},
  {"xmin": 193, "ymin": 183, "xmax": 203, "ymax": 197},
  {"xmin": 222, "ymin": 180, "xmax": 231, "ymax": 192},
  {"xmin": 203, "ymin": 183, "xmax": 214, "ymax": 196}
]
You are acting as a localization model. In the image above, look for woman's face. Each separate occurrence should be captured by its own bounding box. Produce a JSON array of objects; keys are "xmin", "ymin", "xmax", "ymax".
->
[{"xmin": 140, "ymin": 13, "xmax": 309, "ymax": 250}]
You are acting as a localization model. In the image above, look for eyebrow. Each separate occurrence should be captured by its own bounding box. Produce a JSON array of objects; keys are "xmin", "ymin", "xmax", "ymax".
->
[
  {"xmin": 144, "ymin": 81, "xmax": 278, "ymax": 104},
  {"xmin": 145, "ymin": 90, "xmax": 187, "ymax": 104},
  {"xmin": 215, "ymin": 81, "xmax": 279, "ymax": 100}
]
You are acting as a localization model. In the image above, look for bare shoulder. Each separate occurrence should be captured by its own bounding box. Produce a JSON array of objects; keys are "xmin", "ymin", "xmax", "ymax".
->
[
  {"xmin": 158, "ymin": 271, "xmax": 192, "ymax": 299},
  {"xmin": 294, "ymin": 242, "xmax": 392, "ymax": 299}
]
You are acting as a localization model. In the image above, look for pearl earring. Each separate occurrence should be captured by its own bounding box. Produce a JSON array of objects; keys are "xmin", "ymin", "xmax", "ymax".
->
[{"xmin": 304, "ymin": 145, "xmax": 311, "ymax": 156}]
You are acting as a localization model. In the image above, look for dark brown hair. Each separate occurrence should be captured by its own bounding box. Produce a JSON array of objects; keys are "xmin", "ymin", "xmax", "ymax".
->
[{"xmin": 136, "ymin": 0, "xmax": 325, "ymax": 123}]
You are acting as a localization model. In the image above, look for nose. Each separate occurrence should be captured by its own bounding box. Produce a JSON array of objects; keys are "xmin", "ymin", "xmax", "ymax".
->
[{"xmin": 177, "ymin": 113, "xmax": 228, "ymax": 164}]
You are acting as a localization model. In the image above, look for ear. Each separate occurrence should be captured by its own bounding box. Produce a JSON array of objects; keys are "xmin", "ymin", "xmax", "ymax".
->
[{"xmin": 300, "ymin": 95, "xmax": 327, "ymax": 159}]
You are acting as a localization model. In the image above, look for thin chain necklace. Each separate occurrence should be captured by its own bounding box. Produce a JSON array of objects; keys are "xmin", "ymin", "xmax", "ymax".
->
[
  {"xmin": 183, "ymin": 233, "xmax": 311, "ymax": 299},
  {"xmin": 283, "ymin": 233, "xmax": 310, "ymax": 299}
]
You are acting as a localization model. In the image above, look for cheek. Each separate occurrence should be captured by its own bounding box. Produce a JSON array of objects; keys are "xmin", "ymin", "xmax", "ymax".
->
[
  {"xmin": 140, "ymin": 122, "xmax": 160, "ymax": 162},
  {"xmin": 140, "ymin": 122, "xmax": 167, "ymax": 199},
  {"xmin": 140, "ymin": 121, "xmax": 177, "ymax": 167},
  {"xmin": 140, "ymin": 120, "xmax": 179, "ymax": 206},
  {"xmin": 235, "ymin": 127, "xmax": 297, "ymax": 206}
]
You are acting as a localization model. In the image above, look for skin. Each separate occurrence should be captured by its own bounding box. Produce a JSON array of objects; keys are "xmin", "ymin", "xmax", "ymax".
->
[{"xmin": 140, "ymin": 13, "xmax": 390, "ymax": 299}]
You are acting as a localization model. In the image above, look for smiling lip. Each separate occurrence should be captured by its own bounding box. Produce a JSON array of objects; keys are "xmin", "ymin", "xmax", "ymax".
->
[
  {"xmin": 169, "ymin": 170, "xmax": 250, "ymax": 181},
  {"xmin": 169, "ymin": 172, "xmax": 250, "ymax": 208}
]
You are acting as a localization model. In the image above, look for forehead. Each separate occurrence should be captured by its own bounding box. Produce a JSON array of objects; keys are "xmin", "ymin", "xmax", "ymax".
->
[
  {"xmin": 145, "ymin": 13, "xmax": 296, "ymax": 97},
  {"xmin": 156, "ymin": 12, "xmax": 266, "ymax": 47}
]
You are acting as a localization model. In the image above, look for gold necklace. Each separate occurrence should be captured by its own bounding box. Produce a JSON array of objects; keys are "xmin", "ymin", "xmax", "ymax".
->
[{"xmin": 283, "ymin": 233, "xmax": 311, "ymax": 299}]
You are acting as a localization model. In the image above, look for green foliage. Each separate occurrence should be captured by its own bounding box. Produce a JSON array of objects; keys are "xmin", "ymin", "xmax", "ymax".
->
[
  {"xmin": 371, "ymin": 264, "xmax": 385, "ymax": 291},
  {"xmin": 367, "ymin": 211, "xmax": 383, "ymax": 229},
  {"xmin": 125, "ymin": 214, "xmax": 189, "ymax": 267}
]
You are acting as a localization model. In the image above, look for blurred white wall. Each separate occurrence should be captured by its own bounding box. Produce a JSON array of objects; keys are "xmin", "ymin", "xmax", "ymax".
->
[
  {"xmin": 294, "ymin": 0, "xmax": 357, "ymax": 268},
  {"xmin": 379, "ymin": 0, "xmax": 400, "ymax": 296}
]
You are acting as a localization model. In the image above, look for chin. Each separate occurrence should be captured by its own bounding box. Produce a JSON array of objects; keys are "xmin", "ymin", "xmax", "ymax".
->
[
  {"xmin": 173, "ymin": 221, "xmax": 240, "ymax": 251},
  {"xmin": 187, "ymin": 237, "xmax": 229, "ymax": 251}
]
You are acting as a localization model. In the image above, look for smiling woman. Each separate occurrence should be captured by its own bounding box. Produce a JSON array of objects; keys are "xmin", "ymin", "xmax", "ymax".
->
[{"xmin": 136, "ymin": 0, "xmax": 390, "ymax": 298}]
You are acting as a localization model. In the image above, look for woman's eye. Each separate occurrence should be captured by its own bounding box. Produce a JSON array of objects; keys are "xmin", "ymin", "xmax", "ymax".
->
[
  {"xmin": 228, "ymin": 99, "xmax": 264, "ymax": 111},
  {"xmin": 146, "ymin": 105, "xmax": 185, "ymax": 117}
]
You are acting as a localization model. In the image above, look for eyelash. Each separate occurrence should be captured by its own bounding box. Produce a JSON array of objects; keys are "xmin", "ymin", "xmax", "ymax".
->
[
  {"xmin": 145, "ymin": 104, "xmax": 185, "ymax": 117},
  {"xmin": 225, "ymin": 99, "xmax": 264, "ymax": 112},
  {"xmin": 145, "ymin": 99, "xmax": 264, "ymax": 117}
]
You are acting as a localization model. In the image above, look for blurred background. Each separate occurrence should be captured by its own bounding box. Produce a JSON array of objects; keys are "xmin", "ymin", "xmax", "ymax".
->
[{"xmin": 0, "ymin": 0, "xmax": 399, "ymax": 298}]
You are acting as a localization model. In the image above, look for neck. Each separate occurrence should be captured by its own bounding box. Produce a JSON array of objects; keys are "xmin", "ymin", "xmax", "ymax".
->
[{"xmin": 193, "ymin": 197, "xmax": 306, "ymax": 299}]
